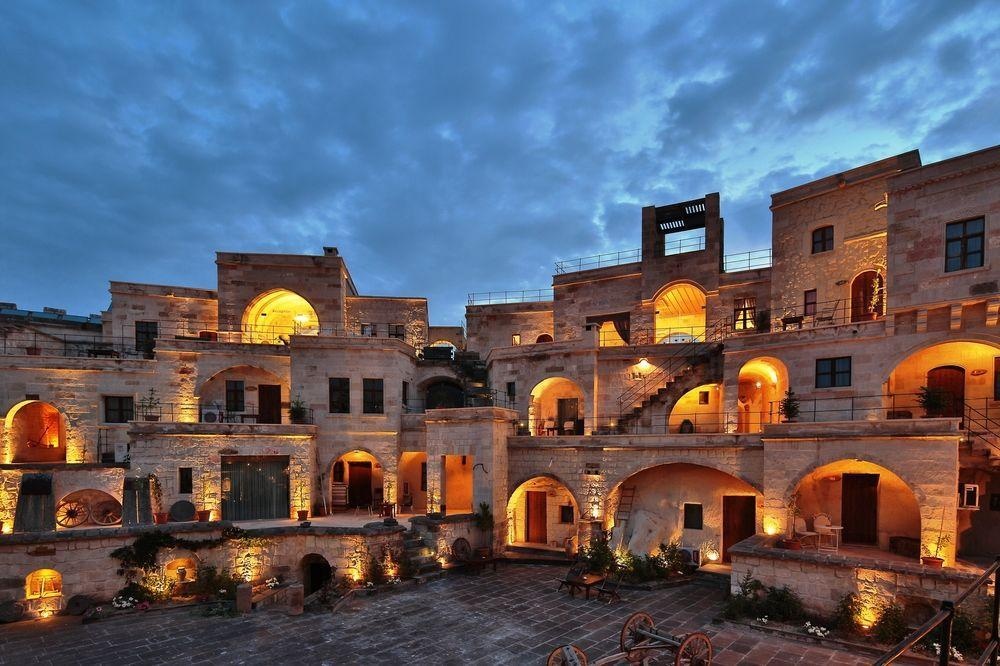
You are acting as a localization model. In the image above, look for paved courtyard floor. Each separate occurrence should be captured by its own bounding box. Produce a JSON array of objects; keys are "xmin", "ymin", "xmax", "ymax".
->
[{"xmin": 0, "ymin": 565, "xmax": 871, "ymax": 665}]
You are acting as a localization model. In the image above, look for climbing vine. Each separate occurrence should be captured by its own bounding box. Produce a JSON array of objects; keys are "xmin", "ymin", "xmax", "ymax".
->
[{"xmin": 110, "ymin": 527, "xmax": 270, "ymax": 579}]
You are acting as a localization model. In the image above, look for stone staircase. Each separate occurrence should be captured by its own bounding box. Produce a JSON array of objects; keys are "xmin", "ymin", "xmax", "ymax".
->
[
  {"xmin": 963, "ymin": 403, "xmax": 1000, "ymax": 468},
  {"xmin": 403, "ymin": 530, "xmax": 444, "ymax": 584}
]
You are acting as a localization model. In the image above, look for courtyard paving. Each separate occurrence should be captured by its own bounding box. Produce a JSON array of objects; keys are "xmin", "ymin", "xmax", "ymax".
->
[{"xmin": 0, "ymin": 565, "xmax": 872, "ymax": 665}]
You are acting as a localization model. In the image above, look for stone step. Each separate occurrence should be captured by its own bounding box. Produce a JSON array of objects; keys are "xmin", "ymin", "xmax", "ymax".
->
[{"xmin": 412, "ymin": 570, "xmax": 444, "ymax": 585}]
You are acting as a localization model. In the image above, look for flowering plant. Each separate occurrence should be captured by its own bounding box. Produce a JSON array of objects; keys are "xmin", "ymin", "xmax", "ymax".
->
[
  {"xmin": 265, "ymin": 577, "xmax": 280, "ymax": 589},
  {"xmin": 803, "ymin": 621, "xmax": 831, "ymax": 638},
  {"xmin": 932, "ymin": 643, "xmax": 963, "ymax": 662},
  {"xmin": 755, "ymin": 615, "xmax": 769, "ymax": 625},
  {"xmin": 112, "ymin": 595, "xmax": 139, "ymax": 609}
]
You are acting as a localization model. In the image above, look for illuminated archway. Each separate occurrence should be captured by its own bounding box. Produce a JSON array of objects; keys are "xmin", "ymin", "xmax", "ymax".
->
[
  {"xmin": 5, "ymin": 401, "xmax": 67, "ymax": 463},
  {"xmin": 507, "ymin": 475, "xmax": 581, "ymax": 551},
  {"xmin": 887, "ymin": 340, "xmax": 1000, "ymax": 417},
  {"xmin": 398, "ymin": 451, "xmax": 428, "ymax": 514},
  {"xmin": 241, "ymin": 289, "xmax": 319, "ymax": 343},
  {"xmin": 330, "ymin": 450, "xmax": 384, "ymax": 510},
  {"xmin": 25, "ymin": 569, "xmax": 62, "ymax": 600},
  {"xmin": 851, "ymin": 270, "xmax": 884, "ymax": 322},
  {"xmin": 55, "ymin": 489, "xmax": 122, "ymax": 528},
  {"xmin": 528, "ymin": 377, "xmax": 585, "ymax": 436},
  {"xmin": 668, "ymin": 383, "xmax": 723, "ymax": 433},
  {"xmin": 736, "ymin": 357, "xmax": 788, "ymax": 433},
  {"xmin": 653, "ymin": 282, "xmax": 706, "ymax": 343}
]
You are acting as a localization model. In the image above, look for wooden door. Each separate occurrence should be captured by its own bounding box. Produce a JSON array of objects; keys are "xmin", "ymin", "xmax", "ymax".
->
[
  {"xmin": 927, "ymin": 366, "xmax": 965, "ymax": 418},
  {"xmin": 722, "ymin": 496, "xmax": 756, "ymax": 563},
  {"xmin": 842, "ymin": 473, "xmax": 879, "ymax": 544},
  {"xmin": 526, "ymin": 491, "xmax": 547, "ymax": 544},
  {"xmin": 258, "ymin": 385, "xmax": 282, "ymax": 424},
  {"xmin": 220, "ymin": 456, "xmax": 290, "ymax": 521},
  {"xmin": 557, "ymin": 398, "xmax": 579, "ymax": 434},
  {"xmin": 347, "ymin": 462, "xmax": 373, "ymax": 507}
]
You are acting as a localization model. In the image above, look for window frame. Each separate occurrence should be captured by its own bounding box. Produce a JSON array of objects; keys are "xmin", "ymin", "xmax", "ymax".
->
[
  {"xmin": 362, "ymin": 378, "xmax": 384, "ymax": 414},
  {"xmin": 811, "ymin": 226, "xmax": 834, "ymax": 254},
  {"xmin": 945, "ymin": 217, "xmax": 985, "ymax": 273},
  {"xmin": 360, "ymin": 322, "xmax": 377, "ymax": 337},
  {"xmin": 816, "ymin": 356, "xmax": 852, "ymax": 388},
  {"xmin": 178, "ymin": 467, "xmax": 193, "ymax": 494},
  {"xmin": 225, "ymin": 380, "xmax": 245, "ymax": 413},
  {"xmin": 733, "ymin": 297, "xmax": 756, "ymax": 331},
  {"xmin": 511, "ymin": 333, "xmax": 521, "ymax": 346},
  {"xmin": 388, "ymin": 324, "xmax": 405, "ymax": 339},
  {"xmin": 559, "ymin": 505, "xmax": 575, "ymax": 524},
  {"xmin": 804, "ymin": 289, "xmax": 817, "ymax": 316},
  {"xmin": 683, "ymin": 503, "xmax": 704, "ymax": 530},
  {"xmin": 103, "ymin": 395, "xmax": 135, "ymax": 424},
  {"xmin": 328, "ymin": 377, "xmax": 351, "ymax": 414},
  {"xmin": 134, "ymin": 320, "xmax": 158, "ymax": 357}
]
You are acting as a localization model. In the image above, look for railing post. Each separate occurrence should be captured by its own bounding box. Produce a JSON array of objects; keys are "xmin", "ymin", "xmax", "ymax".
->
[
  {"xmin": 991, "ymin": 559, "xmax": 1000, "ymax": 666},
  {"xmin": 938, "ymin": 601, "xmax": 955, "ymax": 666}
]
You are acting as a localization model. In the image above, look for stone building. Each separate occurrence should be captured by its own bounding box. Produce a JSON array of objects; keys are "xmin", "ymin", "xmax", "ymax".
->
[{"xmin": 1, "ymin": 144, "xmax": 998, "ymax": 620}]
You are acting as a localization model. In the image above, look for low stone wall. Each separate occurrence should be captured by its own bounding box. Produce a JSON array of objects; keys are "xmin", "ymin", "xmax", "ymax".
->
[
  {"xmin": 410, "ymin": 514, "xmax": 490, "ymax": 557},
  {"xmin": 0, "ymin": 520, "xmax": 405, "ymax": 617},
  {"xmin": 731, "ymin": 535, "xmax": 983, "ymax": 624}
]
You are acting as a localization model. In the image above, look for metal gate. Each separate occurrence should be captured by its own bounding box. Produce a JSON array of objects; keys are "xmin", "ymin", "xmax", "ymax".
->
[{"xmin": 221, "ymin": 456, "xmax": 290, "ymax": 521}]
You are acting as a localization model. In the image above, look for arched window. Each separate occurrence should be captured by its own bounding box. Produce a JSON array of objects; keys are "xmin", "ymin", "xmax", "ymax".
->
[
  {"xmin": 25, "ymin": 569, "xmax": 62, "ymax": 599},
  {"xmin": 535, "ymin": 334, "xmax": 553, "ymax": 343},
  {"xmin": 811, "ymin": 226, "xmax": 834, "ymax": 254}
]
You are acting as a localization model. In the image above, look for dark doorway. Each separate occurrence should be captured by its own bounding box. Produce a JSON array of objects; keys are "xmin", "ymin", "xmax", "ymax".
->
[
  {"xmin": 927, "ymin": 366, "xmax": 965, "ymax": 418},
  {"xmin": 221, "ymin": 456, "xmax": 290, "ymax": 521},
  {"xmin": 851, "ymin": 271, "xmax": 884, "ymax": 322},
  {"xmin": 526, "ymin": 491, "xmax": 547, "ymax": 544},
  {"xmin": 842, "ymin": 473, "xmax": 879, "ymax": 544},
  {"xmin": 301, "ymin": 554, "xmax": 332, "ymax": 596},
  {"xmin": 258, "ymin": 384, "xmax": 282, "ymax": 424},
  {"xmin": 425, "ymin": 381, "xmax": 464, "ymax": 409},
  {"xmin": 557, "ymin": 398, "xmax": 579, "ymax": 434},
  {"xmin": 722, "ymin": 495, "xmax": 756, "ymax": 563},
  {"xmin": 348, "ymin": 461, "xmax": 373, "ymax": 508}
]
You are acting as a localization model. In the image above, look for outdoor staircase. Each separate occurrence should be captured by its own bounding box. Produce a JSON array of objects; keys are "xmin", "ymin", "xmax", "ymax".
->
[
  {"xmin": 615, "ymin": 321, "xmax": 727, "ymax": 433},
  {"xmin": 402, "ymin": 530, "xmax": 444, "ymax": 584},
  {"xmin": 963, "ymin": 402, "xmax": 1000, "ymax": 468}
]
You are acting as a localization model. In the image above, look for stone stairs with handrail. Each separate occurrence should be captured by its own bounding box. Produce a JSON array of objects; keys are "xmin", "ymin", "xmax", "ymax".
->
[{"xmin": 963, "ymin": 402, "xmax": 1000, "ymax": 468}]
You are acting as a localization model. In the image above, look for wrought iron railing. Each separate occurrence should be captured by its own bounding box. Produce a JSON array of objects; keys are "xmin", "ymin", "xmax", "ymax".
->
[
  {"xmin": 554, "ymin": 248, "xmax": 642, "ymax": 274},
  {"xmin": 134, "ymin": 403, "xmax": 314, "ymax": 425},
  {"xmin": 874, "ymin": 555, "xmax": 999, "ymax": 665},
  {"xmin": 723, "ymin": 248, "xmax": 772, "ymax": 271},
  {"xmin": 553, "ymin": 246, "xmax": 773, "ymax": 275},
  {"xmin": 404, "ymin": 389, "xmax": 516, "ymax": 414},
  {"xmin": 513, "ymin": 412, "xmax": 740, "ymax": 436},
  {"xmin": 466, "ymin": 289, "xmax": 554, "ymax": 305}
]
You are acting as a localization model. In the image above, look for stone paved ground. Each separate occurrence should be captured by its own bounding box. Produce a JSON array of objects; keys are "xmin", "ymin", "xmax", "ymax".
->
[{"xmin": 0, "ymin": 566, "xmax": 871, "ymax": 665}]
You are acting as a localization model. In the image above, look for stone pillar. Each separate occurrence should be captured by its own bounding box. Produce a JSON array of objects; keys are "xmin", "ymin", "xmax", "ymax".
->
[
  {"xmin": 235, "ymin": 583, "xmax": 252, "ymax": 614},
  {"xmin": 286, "ymin": 583, "xmax": 303, "ymax": 616}
]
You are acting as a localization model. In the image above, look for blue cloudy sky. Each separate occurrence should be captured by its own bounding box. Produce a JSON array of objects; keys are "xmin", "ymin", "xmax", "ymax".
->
[{"xmin": 1, "ymin": 1, "xmax": 998, "ymax": 325}]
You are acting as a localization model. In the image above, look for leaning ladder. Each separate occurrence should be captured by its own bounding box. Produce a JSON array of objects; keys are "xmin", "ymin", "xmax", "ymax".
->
[{"xmin": 614, "ymin": 486, "xmax": 636, "ymax": 550}]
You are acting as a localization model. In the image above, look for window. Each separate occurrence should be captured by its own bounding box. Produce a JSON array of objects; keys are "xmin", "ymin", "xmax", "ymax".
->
[
  {"xmin": 511, "ymin": 333, "xmax": 521, "ymax": 346},
  {"xmin": 804, "ymin": 289, "xmax": 817, "ymax": 316},
  {"xmin": 104, "ymin": 396, "xmax": 134, "ymax": 423},
  {"xmin": 360, "ymin": 323, "xmax": 376, "ymax": 337},
  {"xmin": 329, "ymin": 378, "xmax": 350, "ymax": 413},
  {"xmin": 734, "ymin": 297, "xmax": 756, "ymax": 331},
  {"xmin": 363, "ymin": 378, "xmax": 384, "ymax": 414},
  {"xmin": 25, "ymin": 569, "xmax": 62, "ymax": 599},
  {"xmin": 135, "ymin": 320, "xmax": 158, "ymax": 357},
  {"xmin": 225, "ymin": 380, "xmax": 245, "ymax": 412},
  {"xmin": 332, "ymin": 461, "xmax": 345, "ymax": 483},
  {"xmin": 506, "ymin": 381, "xmax": 516, "ymax": 405},
  {"xmin": 812, "ymin": 226, "xmax": 834, "ymax": 254},
  {"xmin": 698, "ymin": 391, "xmax": 710, "ymax": 405},
  {"xmin": 559, "ymin": 505, "xmax": 575, "ymax": 524},
  {"xmin": 816, "ymin": 356, "xmax": 852, "ymax": 388},
  {"xmin": 683, "ymin": 503, "xmax": 703, "ymax": 530},
  {"xmin": 388, "ymin": 324, "xmax": 405, "ymax": 339},
  {"xmin": 178, "ymin": 467, "xmax": 193, "ymax": 494},
  {"xmin": 420, "ymin": 462, "xmax": 427, "ymax": 491},
  {"xmin": 946, "ymin": 218, "xmax": 985, "ymax": 272},
  {"xmin": 402, "ymin": 381, "xmax": 409, "ymax": 408}
]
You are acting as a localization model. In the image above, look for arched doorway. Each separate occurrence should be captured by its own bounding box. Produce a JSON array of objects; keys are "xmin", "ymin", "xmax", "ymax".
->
[
  {"xmin": 5, "ymin": 401, "xmax": 67, "ymax": 463},
  {"xmin": 241, "ymin": 289, "xmax": 319, "ymax": 344},
  {"xmin": 792, "ymin": 460, "xmax": 920, "ymax": 552},
  {"xmin": 887, "ymin": 341, "xmax": 997, "ymax": 417},
  {"xmin": 331, "ymin": 451, "xmax": 383, "ymax": 511},
  {"xmin": 535, "ymin": 334, "xmax": 553, "ymax": 343},
  {"xmin": 198, "ymin": 365, "xmax": 288, "ymax": 424},
  {"xmin": 851, "ymin": 271, "xmax": 884, "ymax": 322},
  {"xmin": 424, "ymin": 380, "xmax": 464, "ymax": 410},
  {"xmin": 668, "ymin": 384, "xmax": 723, "ymax": 433},
  {"xmin": 528, "ymin": 377, "xmax": 585, "ymax": 436},
  {"xmin": 653, "ymin": 283, "xmax": 706, "ymax": 343},
  {"xmin": 736, "ymin": 358, "xmax": 788, "ymax": 433},
  {"xmin": 397, "ymin": 451, "xmax": 427, "ymax": 514},
  {"xmin": 301, "ymin": 553, "xmax": 333, "ymax": 596},
  {"xmin": 507, "ymin": 476, "xmax": 580, "ymax": 551},
  {"xmin": 927, "ymin": 366, "xmax": 965, "ymax": 418}
]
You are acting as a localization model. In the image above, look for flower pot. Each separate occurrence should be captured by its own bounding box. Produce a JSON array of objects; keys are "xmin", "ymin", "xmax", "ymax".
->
[
  {"xmin": 25, "ymin": 346, "xmax": 40, "ymax": 356},
  {"xmin": 296, "ymin": 510, "xmax": 309, "ymax": 521},
  {"xmin": 778, "ymin": 538, "xmax": 802, "ymax": 550},
  {"xmin": 197, "ymin": 510, "xmax": 212, "ymax": 522},
  {"xmin": 922, "ymin": 556, "xmax": 944, "ymax": 568},
  {"xmin": 144, "ymin": 415, "xmax": 160, "ymax": 422},
  {"xmin": 153, "ymin": 512, "xmax": 169, "ymax": 525}
]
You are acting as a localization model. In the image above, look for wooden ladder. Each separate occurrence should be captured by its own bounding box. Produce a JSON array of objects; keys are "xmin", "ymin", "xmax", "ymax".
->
[{"xmin": 614, "ymin": 486, "xmax": 636, "ymax": 550}]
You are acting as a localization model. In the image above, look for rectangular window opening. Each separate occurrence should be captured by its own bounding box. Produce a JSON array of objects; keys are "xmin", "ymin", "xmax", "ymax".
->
[{"xmin": 329, "ymin": 377, "xmax": 350, "ymax": 413}]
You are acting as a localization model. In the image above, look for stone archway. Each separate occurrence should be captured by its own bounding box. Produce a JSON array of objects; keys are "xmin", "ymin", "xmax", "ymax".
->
[
  {"xmin": 241, "ymin": 289, "xmax": 320, "ymax": 343},
  {"xmin": 507, "ymin": 475, "xmax": 582, "ymax": 552},
  {"xmin": 652, "ymin": 282, "xmax": 707, "ymax": 343},
  {"xmin": 301, "ymin": 553, "xmax": 333, "ymax": 596},
  {"xmin": 4, "ymin": 400, "xmax": 67, "ymax": 464},
  {"xmin": 528, "ymin": 377, "xmax": 586, "ymax": 436},
  {"xmin": 736, "ymin": 357, "xmax": 789, "ymax": 433}
]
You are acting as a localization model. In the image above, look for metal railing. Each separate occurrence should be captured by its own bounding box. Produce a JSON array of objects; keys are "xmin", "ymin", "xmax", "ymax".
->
[
  {"xmin": 134, "ymin": 403, "xmax": 314, "ymax": 425},
  {"xmin": 723, "ymin": 248, "xmax": 772, "ymax": 272},
  {"xmin": 404, "ymin": 389, "xmax": 516, "ymax": 414},
  {"xmin": 763, "ymin": 298, "xmax": 883, "ymax": 332},
  {"xmin": 466, "ymin": 289, "xmax": 554, "ymax": 305},
  {"xmin": 0, "ymin": 330, "xmax": 154, "ymax": 359},
  {"xmin": 555, "ymin": 248, "xmax": 642, "ymax": 274},
  {"xmin": 599, "ymin": 326, "xmax": 707, "ymax": 347},
  {"xmin": 553, "ymin": 246, "xmax": 773, "ymax": 275},
  {"xmin": 513, "ymin": 412, "xmax": 739, "ymax": 436},
  {"xmin": 875, "ymin": 555, "xmax": 999, "ymax": 665},
  {"xmin": 664, "ymin": 235, "xmax": 705, "ymax": 256}
]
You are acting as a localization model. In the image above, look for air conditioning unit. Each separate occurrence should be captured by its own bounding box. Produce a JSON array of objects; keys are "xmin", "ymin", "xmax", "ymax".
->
[
  {"xmin": 679, "ymin": 547, "xmax": 702, "ymax": 568},
  {"xmin": 114, "ymin": 443, "xmax": 130, "ymax": 464},
  {"xmin": 959, "ymin": 483, "xmax": 980, "ymax": 509}
]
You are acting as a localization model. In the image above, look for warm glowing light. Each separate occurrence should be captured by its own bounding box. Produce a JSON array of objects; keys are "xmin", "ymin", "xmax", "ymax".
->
[
  {"xmin": 706, "ymin": 549, "xmax": 720, "ymax": 562},
  {"xmin": 39, "ymin": 609, "xmax": 53, "ymax": 618},
  {"xmin": 636, "ymin": 358, "xmax": 652, "ymax": 372},
  {"xmin": 763, "ymin": 516, "xmax": 780, "ymax": 536}
]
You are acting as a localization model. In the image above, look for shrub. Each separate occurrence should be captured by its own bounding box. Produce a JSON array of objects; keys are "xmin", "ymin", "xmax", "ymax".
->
[
  {"xmin": 114, "ymin": 581, "xmax": 156, "ymax": 604},
  {"xmin": 368, "ymin": 555, "xmax": 387, "ymax": 586},
  {"xmin": 722, "ymin": 571, "xmax": 764, "ymax": 620},
  {"xmin": 831, "ymin": 593, "xmax": 863, "ymax": 635},
  {"xmin": 759, "ymin": 586, "xmax": 805, "ymax": 622},
  {"xmin": 872, "ymin": 603, "xmax": 909, "ymax": 645},
  {"xmin": 580, "ymin": 535, "xmax": 615, "ymax": 574},
  {"xmin": 190, "ymin": 566, "xmax": 238, "ymax": 599},
  {"xmin": 658, "ymin": 540, "xmax": 685, "ymax": 573}
]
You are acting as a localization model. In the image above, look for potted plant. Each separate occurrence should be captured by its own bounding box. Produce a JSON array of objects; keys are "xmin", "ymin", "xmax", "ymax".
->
[
  {"xmin": 289, "ymin": 395, "xmax": 309, "ymax": 424},
  {"xmin": 196, "ymin": 473, "xmax": 212, "ymax": 521},
  {"xmin": 922, "ymin": 508, "xmax": 951, "ymax": 567},
  {"xmin": 473, "ymin": 502, "xmax": 495, "ymax": 557},
  {"xmin": 149, "ymin": 474, "xmax": 169, "ymax": 524},
  {"xmin": 295, "ymin": 485, "xmax": 309, "ymax": 521},
  {"xmin": 779, "ymin": 389, "xmax": 800, "ymax": 423},
  {"xmin": 779, "ymin": 492, "xmax": 802, "ymax": 550},
  {"xmin": 138, "ymin": 388, "xmax": 161, "ymax": 421},
  {"xmin": 916, "ymin": 386, "xmax": 949, "ymax": 418}
]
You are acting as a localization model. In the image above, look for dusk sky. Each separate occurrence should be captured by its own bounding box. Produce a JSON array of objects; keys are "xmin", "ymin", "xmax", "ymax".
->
[{"xmin": 2, "ymin": 1, "xmax": 998, "ymax": 326}]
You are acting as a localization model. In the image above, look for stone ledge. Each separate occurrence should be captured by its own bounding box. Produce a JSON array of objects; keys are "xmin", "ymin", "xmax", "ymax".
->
[
  {"xmin": 0, "ymin": 463, "xmax": 128, "ymax": 471},
  {"xmin": 128, "ymin": 422, "xmax": 317, "ymax": 437},
  {"xmin": 508, "ymin": 434, "xmax": 763, "ymax": 450}
]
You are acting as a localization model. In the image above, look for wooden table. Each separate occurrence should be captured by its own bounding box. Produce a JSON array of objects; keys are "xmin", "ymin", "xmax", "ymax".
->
[{"xmin": 565, "ymin": 573, "xmax": 606, "ymax": 599}]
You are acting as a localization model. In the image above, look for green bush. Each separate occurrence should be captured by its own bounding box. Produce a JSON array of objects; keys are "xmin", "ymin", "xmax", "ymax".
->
[
  {"xmin": 872, "ymin": 603, "xmax": 908, "ymax": 645},
  {"xmin": 658, "ymin": 540, "xmax": 684, "ymax": 573},
  {"xmin": 580, "ymin": 535, "xmax": 615, "ymax": 574},
  {"xmin": 114, "ymin": 581, "xmax": 156, "ymax": 603},
  {"xmin": 722, "ymin": 571, "xmax": 764, "ymax": 620},
  {"xmin": 831, "ymin": 593, "xmax": 863, "ymax": 635},
  {"xmin": 759, "ymin": 586, "xmax": 805, "ymax": 622},
  {"xmin": 190, "ymin": 565, "xmax": 239, "ymax": 599}
]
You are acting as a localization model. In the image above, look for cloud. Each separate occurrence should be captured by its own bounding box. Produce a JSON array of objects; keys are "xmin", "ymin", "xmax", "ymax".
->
[{"xmin": 0, "ymin": 0, "xmax": 997, "ymax": 324}]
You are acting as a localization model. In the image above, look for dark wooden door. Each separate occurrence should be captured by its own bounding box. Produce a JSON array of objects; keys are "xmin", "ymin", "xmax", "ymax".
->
[
  {"xmin": 842, "ymin": 473, "xmax": 879, "ymax": 544},
  {"xmin": 258, "ymin": 384, "xmax": 282, "ymax": 424},
  {"xmin": 526, "ymin": 491, "xmax": 547, "ymax": 544},
  {"xmin": 722, "ymin": 496, "xmax": 756, "ymax": 563},
  {"xmin": 557, "ymin": 398, "xmax": 579, "ymax": 434},
  {"xmin": 348, "ymin": 462, "xmax": 372, "ymax": 507},
  {"xmin": 220, "ymin": 456, "xmax": 289, "ymax": 521},
  {"xmin": 927, "ymin": 366, "xmax": 965, "ymax": 418}
]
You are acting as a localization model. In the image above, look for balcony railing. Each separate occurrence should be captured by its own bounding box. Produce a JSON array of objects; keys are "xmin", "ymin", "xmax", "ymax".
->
[
  {"xmin": 758, "ymin": 298, "xmax": 883, "ymax": 333},
  {"xmin": 599, "ymin": 326, "xmax": 708, "ymax": 347},
  {"xmin": 134, "ymin": 403, "xmax": 315, "ymax": 425},
  {"xmin": 405, "ymin": 389, "xmax": 516, "ymax": 414},
  {"xmin": 467, "ymin": 289, "xmax": 554, "ymax": 305},
  {"xmin": 553, "ymin": 246, "xmax": 773, "ymax": 275},
  {"xmin": 555, "ymin": 248, "xmax": 642, "ymax": 274},
  {"xmin": 513, "ymin": 412, "xmax": 741, "ymax": 436},
  {"xmin": 722, "ymin": 248, "xmax": 772, "ymax": 272}
]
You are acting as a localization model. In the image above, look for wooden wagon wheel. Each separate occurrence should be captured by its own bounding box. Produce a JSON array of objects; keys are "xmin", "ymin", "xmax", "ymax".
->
[
  {"xmin": 546, "ymin": 645, "xmax": 588, "ymax": 666},
  {"xmin": 55, "ymin": 499, "xmax": 90, "ymax": 528},
  {"xmin": 452, "ymin": 537, "xmax": 472, "ymax": 561},
  {"xmin": 675, "ymin": 632, "xmax": 713, "ymax": 666},
  {"xmin": 620, "ymin": 611, "xmax": 655, "ymax": 656},
  {"xmin": 91, "ymin": 500, "xmax": 123, "ymax": 526}
]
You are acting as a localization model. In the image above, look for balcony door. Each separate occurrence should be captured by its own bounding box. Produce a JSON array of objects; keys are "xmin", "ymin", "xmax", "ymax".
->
[
  {"xmin": 927, "ymin": 366, "xmax": 965, "ymax": 418},
  {"xmin": 842, "ymin": 473, "xmax": 879, "ymax": 544},
  {"xmin": 258, "ymin": 385, "xmax": 282, "ymax": 424}
]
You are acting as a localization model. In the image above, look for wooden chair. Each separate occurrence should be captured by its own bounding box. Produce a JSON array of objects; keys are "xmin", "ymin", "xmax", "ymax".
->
[
  {"xmin": 596, "ymin": 566, "xmax": 623, "ymax": 604},
  {"xmin": 794, "ymin": 516, "xmax": 819, "ymax": 549},
  {"xmin": 557, "ymin": 561, "xmax": 588, "ymax": 594},
  {"xmin": 814, "ymin": 299, "xmax": 842, "ymax": 326}
]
